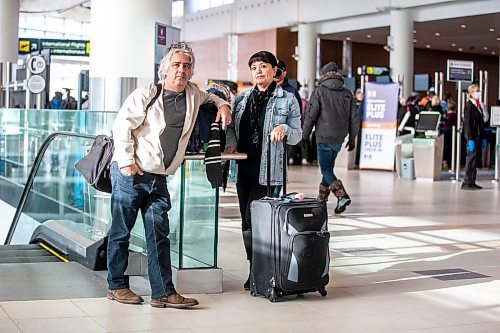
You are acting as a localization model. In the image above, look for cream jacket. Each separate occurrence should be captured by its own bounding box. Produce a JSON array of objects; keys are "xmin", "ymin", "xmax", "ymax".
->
[{"xmin": 112, "ymin": 82, "xmax": 230, "ymax": 175}]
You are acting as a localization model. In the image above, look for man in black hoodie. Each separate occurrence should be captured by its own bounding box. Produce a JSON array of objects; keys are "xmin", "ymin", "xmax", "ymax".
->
[{"xmin": 303, "ymin": 62, "xmax": 359, "ymax": 214}]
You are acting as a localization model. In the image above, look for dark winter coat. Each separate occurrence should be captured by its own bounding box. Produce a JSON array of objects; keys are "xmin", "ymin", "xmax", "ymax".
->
[
  {"xmin": 302, "ymin": 72, "xmax": 359, "ymax": 144},
  {"xmin": 463, "ymin": 99, "xmax": 486, "ymax": 140}
]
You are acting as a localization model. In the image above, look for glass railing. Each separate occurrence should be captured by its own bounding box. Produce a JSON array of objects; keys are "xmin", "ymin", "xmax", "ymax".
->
[{"xmin": 0, "ymin": 108, "xmax": 218, "ymax": 269}]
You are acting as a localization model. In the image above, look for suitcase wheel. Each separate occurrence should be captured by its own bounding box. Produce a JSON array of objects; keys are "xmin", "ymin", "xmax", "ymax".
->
[
  {"xmin": 268, "ymin": 288, "xmax": 278, "ymax": 303},
  {"xmin": 250, "ymin": 291, "xmax": 257, "ymax": 297},
  {"xmin": 319, "ymin": 287, "xmax": 327, "ymax": 297}
]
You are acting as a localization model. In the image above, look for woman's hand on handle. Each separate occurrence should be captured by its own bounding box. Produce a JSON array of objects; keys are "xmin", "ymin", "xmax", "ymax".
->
[{"xmin": 270, "ymin": 125, "xmax": 285, "ymax": 142}]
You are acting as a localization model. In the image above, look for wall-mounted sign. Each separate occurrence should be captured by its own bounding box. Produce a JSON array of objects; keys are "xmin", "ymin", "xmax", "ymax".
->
[
  {"xmin": 154, "ymin": 23, "xmax": 181, "ymax": 83},
  {"xmin": 19, "ymin": 38, "xmax": 90, "ymax": 56},
  {"xmin": 357, "ymin": 65, "xmax": 390, "ymax": 76},
  {"xmin": 27, "ymin": 75, "xmax": 46, "ymax": 94},
  {"xmin": 447, "ymin": 59, "xmax": 473, "ymax": 82},
  {"xmin": 27, "ymin": 55, "xmax": 46, "ymax": 74}
]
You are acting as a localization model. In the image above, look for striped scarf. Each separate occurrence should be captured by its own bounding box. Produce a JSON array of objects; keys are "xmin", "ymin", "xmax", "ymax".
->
[{"xmin": 204, "ymin": 122, "xmax": 223, "ymax": 188}]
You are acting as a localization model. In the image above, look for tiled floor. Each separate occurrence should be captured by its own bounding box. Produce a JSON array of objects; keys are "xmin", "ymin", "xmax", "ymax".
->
[{"xmin": 1, "ymin": 165, "xmax": 499, "ymax": 332}]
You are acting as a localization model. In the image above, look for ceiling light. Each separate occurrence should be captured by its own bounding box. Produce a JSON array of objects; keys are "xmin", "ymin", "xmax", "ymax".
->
[
  {"xmin": 458, "ymin": 47, "xmax": 463, "ymax": 51},
  {"xmin": 435, "ymin": 32, "xmax": 441, "ymax": 37},
  {"xmin": 483, "ymin": 46, "xmax": 488, "ymax": 50},
  {"xmin": 489, "ymin": 28, "xmax": 495, "ymax": 32},
  {"xmin": 497, "ymin": 36, "xmax": 500, "ymax": 41},
  {"xmin": 460, "ymin": 24, "xmax": 466, "ymax": 28},
  {"xmin": 346, "ymin": 37, "xmax": 351, "ymax": 41},
  {"xmin": 426, "ymin": 44, "xmax": 431, "ymax": 48},
  {"xmin": 366, "ymin": 34, "xmax": 372, "ymax": 38},
  {"xmin": 451, "ymin": 43, "xmax": 456, "ymax": 47},
  {"xmin": 413, "ymin": 39, "xmax": 417, "ymax": 43},
  {"xmin": 492, "ymin": 51, "xmax": 496, "ymax": 55},
  {"xmin": 413, "ymin": 30, "xmax": 417, "ymax": 34}
]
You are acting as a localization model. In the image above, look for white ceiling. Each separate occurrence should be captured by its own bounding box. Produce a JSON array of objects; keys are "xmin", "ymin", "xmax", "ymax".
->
[
  {"xmin": 19, "ymin": 0, "xmax": 91, "ymax": 23},
  {"xmin": 17, "ymin": 1, "xmax": 500, "ymax": 56},
  {"xmin": 321, "ymin": 13, "xmax": 500, "ymax": 56}
]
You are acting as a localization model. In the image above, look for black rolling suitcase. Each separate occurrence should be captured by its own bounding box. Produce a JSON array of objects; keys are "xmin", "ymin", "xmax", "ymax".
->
[{"xmin": 249, "ymin": 137, "xmax": 330, "ymax": 302}]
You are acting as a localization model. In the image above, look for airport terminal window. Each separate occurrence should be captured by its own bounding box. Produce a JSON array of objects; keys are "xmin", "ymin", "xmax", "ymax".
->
[
  {"xmin": 190, "ymin": 0, "xmax": 234, "ymax": 12},
  {"xmin": 173, "ymin": 1, "xmax": 184, "ymax": 17}
]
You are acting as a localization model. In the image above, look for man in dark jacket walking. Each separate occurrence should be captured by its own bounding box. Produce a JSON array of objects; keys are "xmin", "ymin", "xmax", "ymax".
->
[{"xmin": 303, "ymin": 62, "xmax": 359, "ymax": 214}]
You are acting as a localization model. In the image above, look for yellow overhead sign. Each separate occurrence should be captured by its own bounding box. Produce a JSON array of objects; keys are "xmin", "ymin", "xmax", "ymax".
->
[
  {"xmin": 19, "ymin": 40, "xmax": 30, "ymax": 53},
  {"xmin": 18, "ymin": 38, "xmax": 90, "ymax": 56}
]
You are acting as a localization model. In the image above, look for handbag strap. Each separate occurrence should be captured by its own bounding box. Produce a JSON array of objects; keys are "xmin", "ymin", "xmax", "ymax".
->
[{"xmin": 145, "ymin": 83, "xmax": 162, "ymax": 113}]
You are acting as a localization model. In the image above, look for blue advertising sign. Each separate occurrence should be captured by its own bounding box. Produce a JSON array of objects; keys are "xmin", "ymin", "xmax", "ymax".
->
[{"xmin": 359, "ymin": 82, "xmax": 399, "ymax": 171}]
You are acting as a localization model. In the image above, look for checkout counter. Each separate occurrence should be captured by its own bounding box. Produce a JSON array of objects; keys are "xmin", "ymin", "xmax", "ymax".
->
[
  {"xmin": 412, "ymin": 112, "xmax": 443, "ymax": 180},
  {"xmin": 396, "ymin": 111, "xmax": 443, "ymax": 181}
]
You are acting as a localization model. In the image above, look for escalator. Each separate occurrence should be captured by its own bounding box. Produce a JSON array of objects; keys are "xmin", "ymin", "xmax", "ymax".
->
[
  {"xmin": 0, "ymin": 132, "xmax": 130, "ymax": 301},
  {"xmin": 0, "ymin": 243, "xmax": 64, "ymax": 264}
]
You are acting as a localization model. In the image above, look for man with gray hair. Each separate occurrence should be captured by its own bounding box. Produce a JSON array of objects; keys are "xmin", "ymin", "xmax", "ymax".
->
[{"xmin": 106, "ymin": 41, "xmax": 231, "ymax": 308}]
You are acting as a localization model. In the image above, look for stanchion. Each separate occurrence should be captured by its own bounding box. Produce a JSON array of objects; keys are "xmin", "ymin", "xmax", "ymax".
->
[
  {"xmin": 455, "ymin": 81, "xmax": 463, "ymax": 181},
  {"xmin": 451, "ymin": 125, "xmax": 456, "ymax": 172}
]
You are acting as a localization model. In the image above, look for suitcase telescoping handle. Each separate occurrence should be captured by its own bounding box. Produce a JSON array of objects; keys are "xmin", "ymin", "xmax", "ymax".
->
[{"xmin": 266, "ymin": 134, "xmax": 287, "ymax": 197}]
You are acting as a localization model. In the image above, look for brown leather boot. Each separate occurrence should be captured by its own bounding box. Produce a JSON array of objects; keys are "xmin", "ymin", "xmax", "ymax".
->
[
  {"xmin": 317, "ymin": 184, "xmax": 331, "ymax": 202},
  {"xmin": 329, "ymin": 179, "xmax": 351, "ymax": 214},
  {"xmin": 107, "ymin": 288, "xmax": 144, "ymax": 304},
  {"xmin": 150, "ymin": 292, "xmax": 199, "ymax": 309}
]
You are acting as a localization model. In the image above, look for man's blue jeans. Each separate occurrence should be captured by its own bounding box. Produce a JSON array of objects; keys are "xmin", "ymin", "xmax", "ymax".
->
[
  {"xmin": 317, "ymin": 143, "xmax": 343, "ymax": 186},
  {"xmin": 107, "ymin": 162, "xmax": 176, "ymax": 299}
]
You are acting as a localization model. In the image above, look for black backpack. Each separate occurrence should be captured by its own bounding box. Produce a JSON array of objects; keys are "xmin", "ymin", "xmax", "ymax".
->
[{"xmin": 75, "ymin": 84, "xmax": 162, "ymax": 192}]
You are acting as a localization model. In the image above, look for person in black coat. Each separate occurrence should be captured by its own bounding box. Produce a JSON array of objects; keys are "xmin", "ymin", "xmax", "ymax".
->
[
  {"xmin": 302, "ymin": 62, "xmax": 359, "ymax": 213},
  {"xmin": 462, "ymin": 83, "xmax": 488, "ymax": 190},
  {"xmin": 275, "ymin": 59, "xmax": 303, "ymax": 171}
]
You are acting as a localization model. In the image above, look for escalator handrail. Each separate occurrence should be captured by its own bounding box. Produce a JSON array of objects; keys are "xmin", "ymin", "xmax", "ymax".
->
[{"xmin": 5, "ymin": 131, "xmax": 97, "ymax": 245}]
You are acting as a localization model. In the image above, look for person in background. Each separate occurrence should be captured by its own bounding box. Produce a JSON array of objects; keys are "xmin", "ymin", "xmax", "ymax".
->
[
  {"xmin": 425, "ymin": 95, "xmax": 446, "ymax": 132},
  {"xmin": 273, "ymin": 59, "xmax": 303, "ymax": 196},
  {"xmin": 461, "ymin": 83, "xmax": 487, "ymax": 190},
  {"xmin": 62, "ymin": 89, "xmax": 77, "ymax": 109},
  {"xmin": 107, "ymin": 42, "xmax": 231, "ymax": 308},
  {"xmin": 302, "ymin": 61, "xmax": 359, "ymax": 213},
  {"xmin": 420, "ymin": 88, "xmax": 435, "ymax": 111},
  {"xmin": 225, "ymin": 51, "xmax": 302, "ymax": 290},
  {"xmin": 397, "ymin": 97, "xmax": 408, "ymax": 129},
  {"xmin": 275, "ymin": 60, "xmax": 302, "ymax": 111},
  {"xmin": 81, "ymin": 94, "xmax": 89, "ymax": 109},
  {"xmin": 50, "ymin": 91, "xmax": 63, "ymax": 109},
  {"xmin": 354, "ymin": 88, "xmax": 365, "ymax": 167},
  {"xmin": 404, "ymin": 95, "xmax": 420, "ymax": 129},
  {"xmin": 426, "ymin": 95, "xmax": 443, "ymax": 112}
]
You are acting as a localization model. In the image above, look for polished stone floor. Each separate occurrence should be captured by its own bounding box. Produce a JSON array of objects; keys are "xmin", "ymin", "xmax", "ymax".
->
[{"xmin": 1, "ymin": 165, "xmax": 499, "ymax": 333}]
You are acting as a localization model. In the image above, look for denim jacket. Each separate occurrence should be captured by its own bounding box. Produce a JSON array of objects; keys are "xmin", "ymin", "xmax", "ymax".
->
[{"xmin": 225, "ymin": 85, "xmax": 302, "ymax": 185}]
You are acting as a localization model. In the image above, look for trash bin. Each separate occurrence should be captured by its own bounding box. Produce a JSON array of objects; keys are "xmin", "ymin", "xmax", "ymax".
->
[
  {"xmin": 413, "ymin": 135, "xmax": 444, "ymax": 181},
  {"xmin": 395, "ymin": 134, "xmax": 414, "ymax": 178},
  {"xmin": 401, "ymin": 157, "xmax": 415, "ymax": 180}
]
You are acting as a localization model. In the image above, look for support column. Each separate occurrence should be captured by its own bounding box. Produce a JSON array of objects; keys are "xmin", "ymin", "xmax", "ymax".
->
[
  {"xmin": 297, "ymin": 23, "xmax": 317, "ymax": 99},
  {"xmin": 342, "ymin": 40, "xmax": 353, "ymax": 77},
  {"xmin": 0, "ymin": 0, "xmax": 19, "ymax": 108},
  {"xmin": 227, "ymin": 34, "xmax": 238, "ymax": 82},
  {"xmin": 90, "ymin": 0, "xmax": 172, "ymax": 111},
  {"xmin": 389, "ymin": 9, "xmax": 413, "ymax": 98},
  {"xmin": 227, "ymin": 3, "xmax": 238, "ymax": 82}
]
